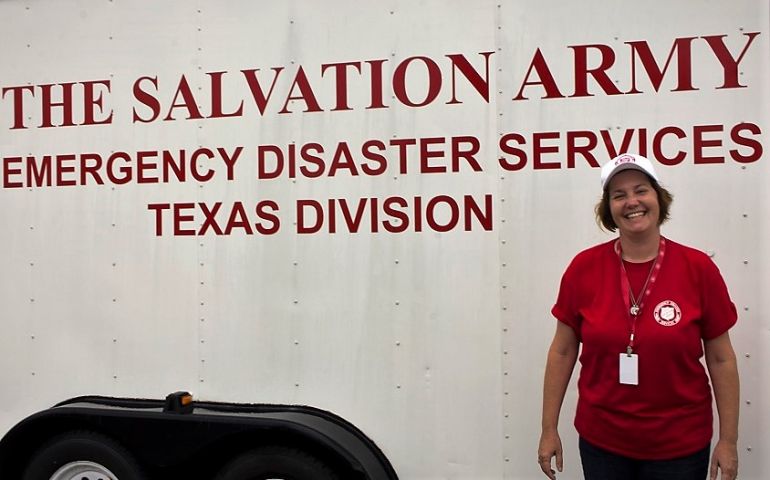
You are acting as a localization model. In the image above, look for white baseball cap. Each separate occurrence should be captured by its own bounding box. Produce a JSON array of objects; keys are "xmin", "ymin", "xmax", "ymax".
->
[{"xmin": 600, "ymin": 153, "xmax": 660, "ymax": 190}]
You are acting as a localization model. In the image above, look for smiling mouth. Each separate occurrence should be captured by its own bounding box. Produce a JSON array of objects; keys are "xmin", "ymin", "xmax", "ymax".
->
[{"xmin": 625, "ymin": 211, "xmax": 646, "ymax": 219}]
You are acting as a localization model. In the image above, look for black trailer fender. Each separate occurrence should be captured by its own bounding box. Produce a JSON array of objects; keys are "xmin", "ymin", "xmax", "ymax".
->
[{"xmin": 0, "ymin": 394, "xmax": 398, "ymax": 480}]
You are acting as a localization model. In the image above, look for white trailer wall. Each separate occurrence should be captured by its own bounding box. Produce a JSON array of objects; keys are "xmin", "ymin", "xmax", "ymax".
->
[{"xmin": 0, "ymin": 1, "xmax": 767, "ymax": 479}]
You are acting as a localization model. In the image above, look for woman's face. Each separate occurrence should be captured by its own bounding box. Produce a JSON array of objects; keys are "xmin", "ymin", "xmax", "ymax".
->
[{"xmin": 607, "ymin": 169, "xmax": 660, "ymax": 236}]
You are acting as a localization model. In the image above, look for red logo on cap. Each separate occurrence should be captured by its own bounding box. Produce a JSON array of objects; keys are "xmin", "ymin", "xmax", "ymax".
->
[
  {"xmin": 653, "ymin": 300, "xmax": 682, "ymax": 327},
  {"xmin": 615, "ymin": 154, "xmax": 636, "ymax": 166}
]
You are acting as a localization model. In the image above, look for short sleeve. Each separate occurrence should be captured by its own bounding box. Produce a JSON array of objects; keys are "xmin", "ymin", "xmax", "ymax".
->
[
  {"xmin": 551, "ymin": 258, "xmax": 582, "ymax": 337},
  {"xmin": 699, "ymin": 256, "xmax": 737, "ymax": 340}
]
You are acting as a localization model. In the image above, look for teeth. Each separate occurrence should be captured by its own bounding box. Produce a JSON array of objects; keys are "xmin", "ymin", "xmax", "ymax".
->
[{"xmin": 626, "ymin": 211, "xmax": 645, "ymax": 219}]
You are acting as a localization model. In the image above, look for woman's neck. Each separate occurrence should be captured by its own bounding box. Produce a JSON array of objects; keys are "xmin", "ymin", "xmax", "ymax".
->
[{"xmin": 619, "ymin": 230, "xmax": 661, "ymax": 262}]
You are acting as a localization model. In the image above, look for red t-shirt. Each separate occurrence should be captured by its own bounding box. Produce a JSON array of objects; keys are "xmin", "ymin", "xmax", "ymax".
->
[{"xmin": 552, "ymin": 238, "xmax": 737, "ymax": 459}]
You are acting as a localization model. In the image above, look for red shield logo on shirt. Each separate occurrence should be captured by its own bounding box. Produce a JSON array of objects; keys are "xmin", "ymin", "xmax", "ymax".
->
[{"xmin": 654, "ymin": 300, "xmax": 682, "ymax": 327}]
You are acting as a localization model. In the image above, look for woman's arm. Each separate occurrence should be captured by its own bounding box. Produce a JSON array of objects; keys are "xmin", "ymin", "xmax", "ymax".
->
[
  {"xmin": 538, "ymin": 321, "xmax": 579, "ymax": 479},
  {"xmin": 705, "ymin": 331, "xmax": 739, "ymax": 480}
]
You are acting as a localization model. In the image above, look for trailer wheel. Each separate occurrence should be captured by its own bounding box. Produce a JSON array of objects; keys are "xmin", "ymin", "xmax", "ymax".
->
[
  {"xmin": 214, "ymin": 446, "xmax": 341, "ymax": 480},
  {"xmin": 22, "ymin": 431, "xmax": 146, "ymax": 480}
]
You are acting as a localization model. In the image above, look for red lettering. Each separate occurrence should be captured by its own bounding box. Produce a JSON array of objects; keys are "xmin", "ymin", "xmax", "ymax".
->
[
  {"xmin": 82, "ymin": 80, "xmax": 113, "ymax": 125},
  {"xmin": 174, "ymin": 203, "xmax": 197, "ymax": 236},
  {"xmin": 162, "ymin": 150, "xmax": 186, "ymax": 183},
  {"xmin": 258, "ymin": 145, "xmax": 283, "ymax": 179},
  {"xmin": 513, "ymin": 49, "xmax": 565, "ymax": 100},
  {"xmin": 361, "ymin": 140, "xmax": 387, "ymax": 175},
  {"xmin": 199, "ymin": 202, "xmax": 224, "ymax": 235},
  {"xmin": 652, "ymin": 126, "xmax": 686, "ymax": 165},
  {"xmin": 366, "ymin": 59, "xmax": 389, "ymax": 109},
  {"xmin": 730, "ymin": 122, "xmax": 762, "ymax": 163},
  {"xmin": 27, "ymin": 156, "xmax": 52, "ymax": 187},
  {"xmin": 390, "ymin": 138, "xmax": 417, "ymax": 174},
  {"xmin": 56, "ymin": 154, "xmax": 77, "ymax": 186},
  {"xmin": 393, "ymin": 56, "xmax": 442, "ymax": 107},
  {"xmin": 190, "ymin": 148, "xmax": 215, "ymax": 182},
  {"xmin": 600, "ymin": 129, "xmax": 636, "ymax": 159},
  {"xmin": 369, "ymin": 198, "xmax": 379, "ymax": 233},
  {"xmin": 426, "ymin": 196, "xmax": 459, "ymax": 233},
  {"xmin": 107, "ymin": 152, "xmax": 132, "ymax": 185},
  {"xmin": 320, "ymin": 61, "xmax": 362, "ymax": 111},
  {"xmin": 420, "ymin": 137, "xmax": 446, "ymax": 173},
  {"xmin": 638, "ymin": 128, "xmax": 649, "ymax": 157},
  {"xmin": 136, "ymin": 151, "xmax": 159, "ymax": 184},
  {"xmin": 218, "ymin": 146, "xmax": 242, "ymax": 181},
  {"xmin": 297, "ymin": 199, "xmax": 323, "ymax": 234},
  {"xmin": 299, "ymin": 143, "xmax": 324, "ymax": 178},
  {"xmin": 147, "ymin": 203, "xmax": 170, "ymax": 236},
  {"xmin": 498, "ymin": 133, "xmax": 527, "ymax": 171},
  {"xmin": 451, "ymin": 136, "xmax": 482, "ymax": 172},
  {"xmin": 3, "ymin": 157, "xmax": 23, "ymax": 188},
  {"xmin": 626, "ymin": 38, "xmax": 698, "ymax": 93},
  {"xmin": 208, "ymin": 71, "xmax": 244, "ymax": 118},
  {"xmin": 40, "ymin": 83, "xmax": 76, "ymax": 128},
  {"xmin": 338, "ymin": 198, "xmax": 368, "ymax": 233},
  {"xmin": 413, "ymin": 196, "xmax": 423, "ymax": 232},
  {"xmin": 225, "ymin": 202, "xmax": 253, "ymax": 235},
  {"xmin": 132, "ymin": 77, "xmax": 161, "ymax": 123},
  {"xmin": 255, "ymin": 200, "xmax": 280, "ymax": 235},
  {"xmin": 279, "ymin": 67, "xmax": 323, "ymax": 114},
  {"xmin": 2, "ymin": 85, "xmax": 34, "ymax": 129},
  {"xmin": 241, "ymin": 67, "xmax": 284, "ymax": 115},
  {"xmin": 464, "ymin": 194, "xmax": 493, "ymax": 231},
  {"xmin": 328, "ymin": 142, "xmax": 359, "ymax": 176},
  {"xmin": 569, "ymin": 44, "xmax": 622, "ymax": 97},
  {"xmin": 566, "ymin": 131, "xmax": 599, "ymax": 168},
  {"xmin": 383, "ymin": 197, "xmax": 409, "ymax": 233},
  {"xmin": 164, "ymin": 75, "xmax": 204, "ymax": 121},
  {"xmin": 693, "ymin": 124, "xmax": 724, "ymax": 164},
  {"xmin": 80, "ymin": 153, "xmax": 104, "ymax": 185},
  {"xmin": 446, "ymin": 52, "xmax": 493, "ymax": 104},
  {"xmin": 533, "ymin": 132, "xmax": 561, "ymax": 169},
  {"xmin": 703, "ymin": 32, "xmax": 760, "ymax": 89},
  {"xmin": 327, "ymin": 199, "xmax": 336, "ymax": 233}
]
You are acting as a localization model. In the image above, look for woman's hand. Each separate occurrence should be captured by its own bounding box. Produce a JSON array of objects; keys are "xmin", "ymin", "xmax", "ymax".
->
[
  {"xmin": 539, "ymin": 322, "xmax": 578, "ymax": 479},
  {"xmin": 705, "ymin": 332, "xmax": 739, "ymax": 480},
  {"xmin": 709, "ymin": 439, "xmax": 738, "ymax": 480},
  {"xmin": 538, "ymin": 429, "xmax": 563, "ymax": 479}
]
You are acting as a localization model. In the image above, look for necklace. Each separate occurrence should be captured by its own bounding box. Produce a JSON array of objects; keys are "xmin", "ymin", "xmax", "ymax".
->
[
  {"xmin": 615, "ymin": 237, "xmax": 666, "ymax": 355},
  {"xmin": 620, "ymin": 259, "xmax": 655, "ymax": 316},
  {"xmin": 614, "ymin": 237, "xmax": 666, "ymax": 317}
]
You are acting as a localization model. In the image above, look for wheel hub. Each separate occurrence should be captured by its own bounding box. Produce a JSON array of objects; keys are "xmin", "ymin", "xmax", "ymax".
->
[{"xmin": 49, "ymin": 461, "xmax": 118, "ymax": 480}]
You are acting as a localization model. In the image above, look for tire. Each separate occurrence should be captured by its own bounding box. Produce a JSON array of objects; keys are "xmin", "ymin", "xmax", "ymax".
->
[
  {"xmin": 214, "ymin": 445, "xmax": 342, "ymax": 480},
  {"xmin": 22, "ymin": 431, "xmax": 146, "ymax": 480}
]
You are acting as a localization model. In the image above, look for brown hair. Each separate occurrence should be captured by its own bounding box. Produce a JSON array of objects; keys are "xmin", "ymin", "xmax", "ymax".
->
[{"xmin": 594, "ymin": 176, "xmax": 673, "ymax": 232}]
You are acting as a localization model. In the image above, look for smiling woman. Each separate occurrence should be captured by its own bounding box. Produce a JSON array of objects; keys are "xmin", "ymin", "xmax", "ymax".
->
[
  {"xmin": 606, "ymin": 170, "xmax": 662, "ymax": 246},
  {"xmin": 594, "ymin": 154, "xmax": 674, "ymax": 243},
  {"xmin": 538, "ymin": 153, "xmax": 740, "ymax": 480}
]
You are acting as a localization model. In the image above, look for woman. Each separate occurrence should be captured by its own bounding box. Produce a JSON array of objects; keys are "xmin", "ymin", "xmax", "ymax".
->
[{"xmin": 537, "ymin": 153, "xmax": 739, "ymax": 480}]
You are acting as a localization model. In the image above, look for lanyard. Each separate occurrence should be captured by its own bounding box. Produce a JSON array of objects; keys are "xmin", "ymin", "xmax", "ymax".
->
[{"xmin": 616, "ymin": 237, "xmax": 666, "ymax": 355}]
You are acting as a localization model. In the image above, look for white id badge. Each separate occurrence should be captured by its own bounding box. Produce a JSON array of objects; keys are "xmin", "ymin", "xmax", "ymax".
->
[{"xmin": 619, "ymin": 353, "xmax": 639, "ymax": 385}]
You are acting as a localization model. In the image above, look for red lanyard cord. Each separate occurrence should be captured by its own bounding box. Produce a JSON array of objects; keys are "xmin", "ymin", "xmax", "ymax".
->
[{"xmin": 616, "ymin": 237, "xmax": 666, "ymax": 354}]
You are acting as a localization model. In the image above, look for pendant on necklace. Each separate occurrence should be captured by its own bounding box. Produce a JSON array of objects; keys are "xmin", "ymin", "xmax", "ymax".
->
[{"xmin": 630, "ymin": 305, "xmax": 640, "ymax": 316}]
